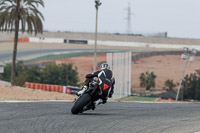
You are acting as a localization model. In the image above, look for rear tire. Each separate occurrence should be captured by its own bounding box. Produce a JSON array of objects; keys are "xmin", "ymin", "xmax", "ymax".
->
[{"xmin": 71, "ymin": 93, "xmax": 91, "ymax": 114}]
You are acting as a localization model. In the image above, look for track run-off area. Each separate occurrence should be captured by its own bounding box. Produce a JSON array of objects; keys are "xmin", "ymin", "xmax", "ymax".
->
[{"xmin": 0, "ymin": 101, "xmax": 200, "ymax": 133}]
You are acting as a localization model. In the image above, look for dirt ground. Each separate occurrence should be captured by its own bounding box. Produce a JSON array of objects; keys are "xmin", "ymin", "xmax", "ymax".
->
[
  {"xmin": 132, "ymin": 55, "xmax": 200, "ymax": 93},
  {"xmin": 0, "ymin": 85, "xmax": 76, "ymax": 101}
]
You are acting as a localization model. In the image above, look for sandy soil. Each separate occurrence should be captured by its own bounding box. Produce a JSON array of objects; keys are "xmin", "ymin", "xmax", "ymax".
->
[
  {"xmin": 0, "ymin": 85, "xmax": 76, "ymax": 101},
  {"xmin": 132, "ymin": 55, "xmax": 200, "ymax": 92}
]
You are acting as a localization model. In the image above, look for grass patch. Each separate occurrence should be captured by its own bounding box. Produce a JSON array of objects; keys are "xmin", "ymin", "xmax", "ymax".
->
[{"xmin": 120, "ymin": 96, "xmax": 157, "ymax": 102}]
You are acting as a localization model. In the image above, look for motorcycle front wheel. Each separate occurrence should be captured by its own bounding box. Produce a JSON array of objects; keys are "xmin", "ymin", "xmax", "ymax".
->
[{"xmin": 71, "ymin": 93, "xmax": 92, "ymax": 114}]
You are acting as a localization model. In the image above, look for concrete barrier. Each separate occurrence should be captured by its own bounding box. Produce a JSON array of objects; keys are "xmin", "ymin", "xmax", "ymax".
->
[
  {"xmin": 88, "ymin": 40, "xmax": 200, "ymax": 50},
  {"xmin": 13, "ymin": 37, "xmax": 29, "ymax": 43},
  {"xmin": 63, "ymin": 85, "xmax": 80, "ymax": 94},
  {"xmin": 68, "ymin": 39, "xmax": 88, "ymax": 44},
  {"xmin": 29, "ymin": 37, "xmax": 64, "ymax": 43}
]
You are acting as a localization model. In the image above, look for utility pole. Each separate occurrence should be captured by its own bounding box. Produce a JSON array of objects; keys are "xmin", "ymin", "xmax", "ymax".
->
[
  {"xmin": 175, "ymin": 55, "xmax": 189, "ymax": 101},
  {"xmin": 93, "ymin": 0, "xmax": 101, "ymax": 72}
]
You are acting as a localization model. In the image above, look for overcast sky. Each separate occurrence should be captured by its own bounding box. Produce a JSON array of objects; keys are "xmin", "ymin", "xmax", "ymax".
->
[{"xmin": 40, "ymin": 0, "xmax": 200, "ymax": 39}]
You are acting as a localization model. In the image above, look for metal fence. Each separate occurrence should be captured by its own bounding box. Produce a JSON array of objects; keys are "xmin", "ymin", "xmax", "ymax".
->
[{"xmin": 107, "ymin": 52, "xmax": 132, "ymax": 99}]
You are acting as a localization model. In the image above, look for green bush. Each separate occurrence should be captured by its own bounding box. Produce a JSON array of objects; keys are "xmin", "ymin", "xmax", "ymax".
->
[
  {"xmin": 140, "ymin": 71, "xmax": 156, "ymax": 90},
  {"xmin": 150, "ymin": 90, "xmax": 176, "ymax": 100},
  {"xmin": 0, "ymin": 61, "xmax": 79, "ymax": 86},
  {"xmin": 164, "ymin": 79, "xmax": 176, "ymax": 91},
  {"xmin": 181, "ymin": 70, "xmax": 200, "ymax": 100},
  {"xmin": 40, "ymin": 63, "xmax": 79, "ymax": 86}
]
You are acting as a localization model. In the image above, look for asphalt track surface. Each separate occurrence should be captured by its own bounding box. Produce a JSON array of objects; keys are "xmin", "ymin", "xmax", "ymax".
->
[
  {"xmin": 0, "ymin": 101, "xmax": 200, "ymax": 133},
  {"xmin": 0, "ymin": 49, "xmax": 128, "ymax": 62}
]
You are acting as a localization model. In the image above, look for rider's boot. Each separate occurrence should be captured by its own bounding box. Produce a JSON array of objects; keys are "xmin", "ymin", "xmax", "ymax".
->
[
  {"xmin": 94, "ymin": 99, "xmax": 103, "ymax": 106},
  {"xmin": 76, "ymin": 85, "xmax": 88, "ymax": 96}
]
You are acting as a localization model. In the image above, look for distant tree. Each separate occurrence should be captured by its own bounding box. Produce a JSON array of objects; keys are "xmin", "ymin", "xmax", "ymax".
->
[
  {"xmin": 41, "ymin": 63, "xmax": 79, "ymax": 86},
  {"xmin": 182, "ymin": 70, "xmax": 200, "ymax": 100},
  {"xmin": 0, "ymin": 62, "xmax": 80, "ymax": 86},
  {"xmin": 0, "ymin": 0, "xmax": 44, "ymax": 85},
  {"xmin": 0, "ymin": 63, "xmax": 12, "ymax": 82},
  {"xmin": 140, "ymin": 71, "xmax": 156, "ymax": 90},
  {"xmin": 0, "ymin": 61, "xmax": 41, "ymax": 86},
  {"xmin": 164, "ymin": 79, "xmax": 176, "ymax": 91}
]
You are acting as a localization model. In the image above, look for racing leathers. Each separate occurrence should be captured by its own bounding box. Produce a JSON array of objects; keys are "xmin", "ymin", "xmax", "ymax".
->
[{"xmin": 84, "ymin": 69, "xmax": 115, "ymax": 103}]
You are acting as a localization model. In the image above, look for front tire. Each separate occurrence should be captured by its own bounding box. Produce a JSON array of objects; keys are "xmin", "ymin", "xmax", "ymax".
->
[{"xmin": 71, "ymin": 93, "xmax": 91, "ymax": 114}]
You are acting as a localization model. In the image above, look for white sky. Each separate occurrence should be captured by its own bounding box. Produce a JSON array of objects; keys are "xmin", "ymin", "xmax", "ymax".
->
[{"xmin": 40, "ymin": 0, "xmax": 200, "ymax": 39}]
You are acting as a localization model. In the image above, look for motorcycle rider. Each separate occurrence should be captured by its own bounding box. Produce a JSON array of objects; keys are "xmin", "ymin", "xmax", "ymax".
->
[{"xmin": 77, "ymin": 63, "xmax": 115, "ymax": 105}]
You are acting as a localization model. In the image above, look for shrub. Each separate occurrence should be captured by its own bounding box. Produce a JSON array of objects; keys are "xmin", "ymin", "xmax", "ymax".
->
[
  {"xmin": 0, "ymin": 61, "xmax": 79, "ymax": 86},
  {"xmin": 150, "ymin": 90, "xmax": 176, "ymax": 100},
  {"xmin": 164, "ymin": 79, "xmax": 176, "ymax": 91},
  {"xmin": 140, "ymin": 71, "xmax": 156, "ymax": 90},
  {"xmin": 181, "ymin": 70, "xmax": 200, "ymax": 100}
]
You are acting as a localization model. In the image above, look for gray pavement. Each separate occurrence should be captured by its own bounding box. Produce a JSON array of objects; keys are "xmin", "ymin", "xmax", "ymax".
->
[
  {"xmin": 0, "ymin": 101, "xmax": 200, "ymax": 133},
  {"xmin": 0, "ymin": 49, "xmax": 128, "ymax": 64}
]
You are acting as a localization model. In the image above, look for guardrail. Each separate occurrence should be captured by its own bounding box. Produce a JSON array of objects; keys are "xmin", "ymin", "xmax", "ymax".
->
[
  {"xmin": 24, "ymin": 82, "xmax": 80, "ymax": 95},
  {"xmin": 131, "ymin": 50, "xmax": 200, "ymax": 61},
  {"xmin": 29, "ymin": 37, "xmax": 88, "ymax": 44},
  {"xmin": 13, "ymin": 37, "xmax": 30, "ymax": 43}
]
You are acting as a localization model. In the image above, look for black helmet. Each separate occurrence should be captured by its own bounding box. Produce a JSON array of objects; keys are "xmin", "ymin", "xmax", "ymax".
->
[{"xmin": 100, "ymin": 63, "xmax": 110, "ymax": 70}]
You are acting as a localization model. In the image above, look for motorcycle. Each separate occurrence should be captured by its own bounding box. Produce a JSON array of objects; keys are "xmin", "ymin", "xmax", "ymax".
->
[{"xmin": 71, "ymin": 79, "xmax": 102, "ymax": 114}]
